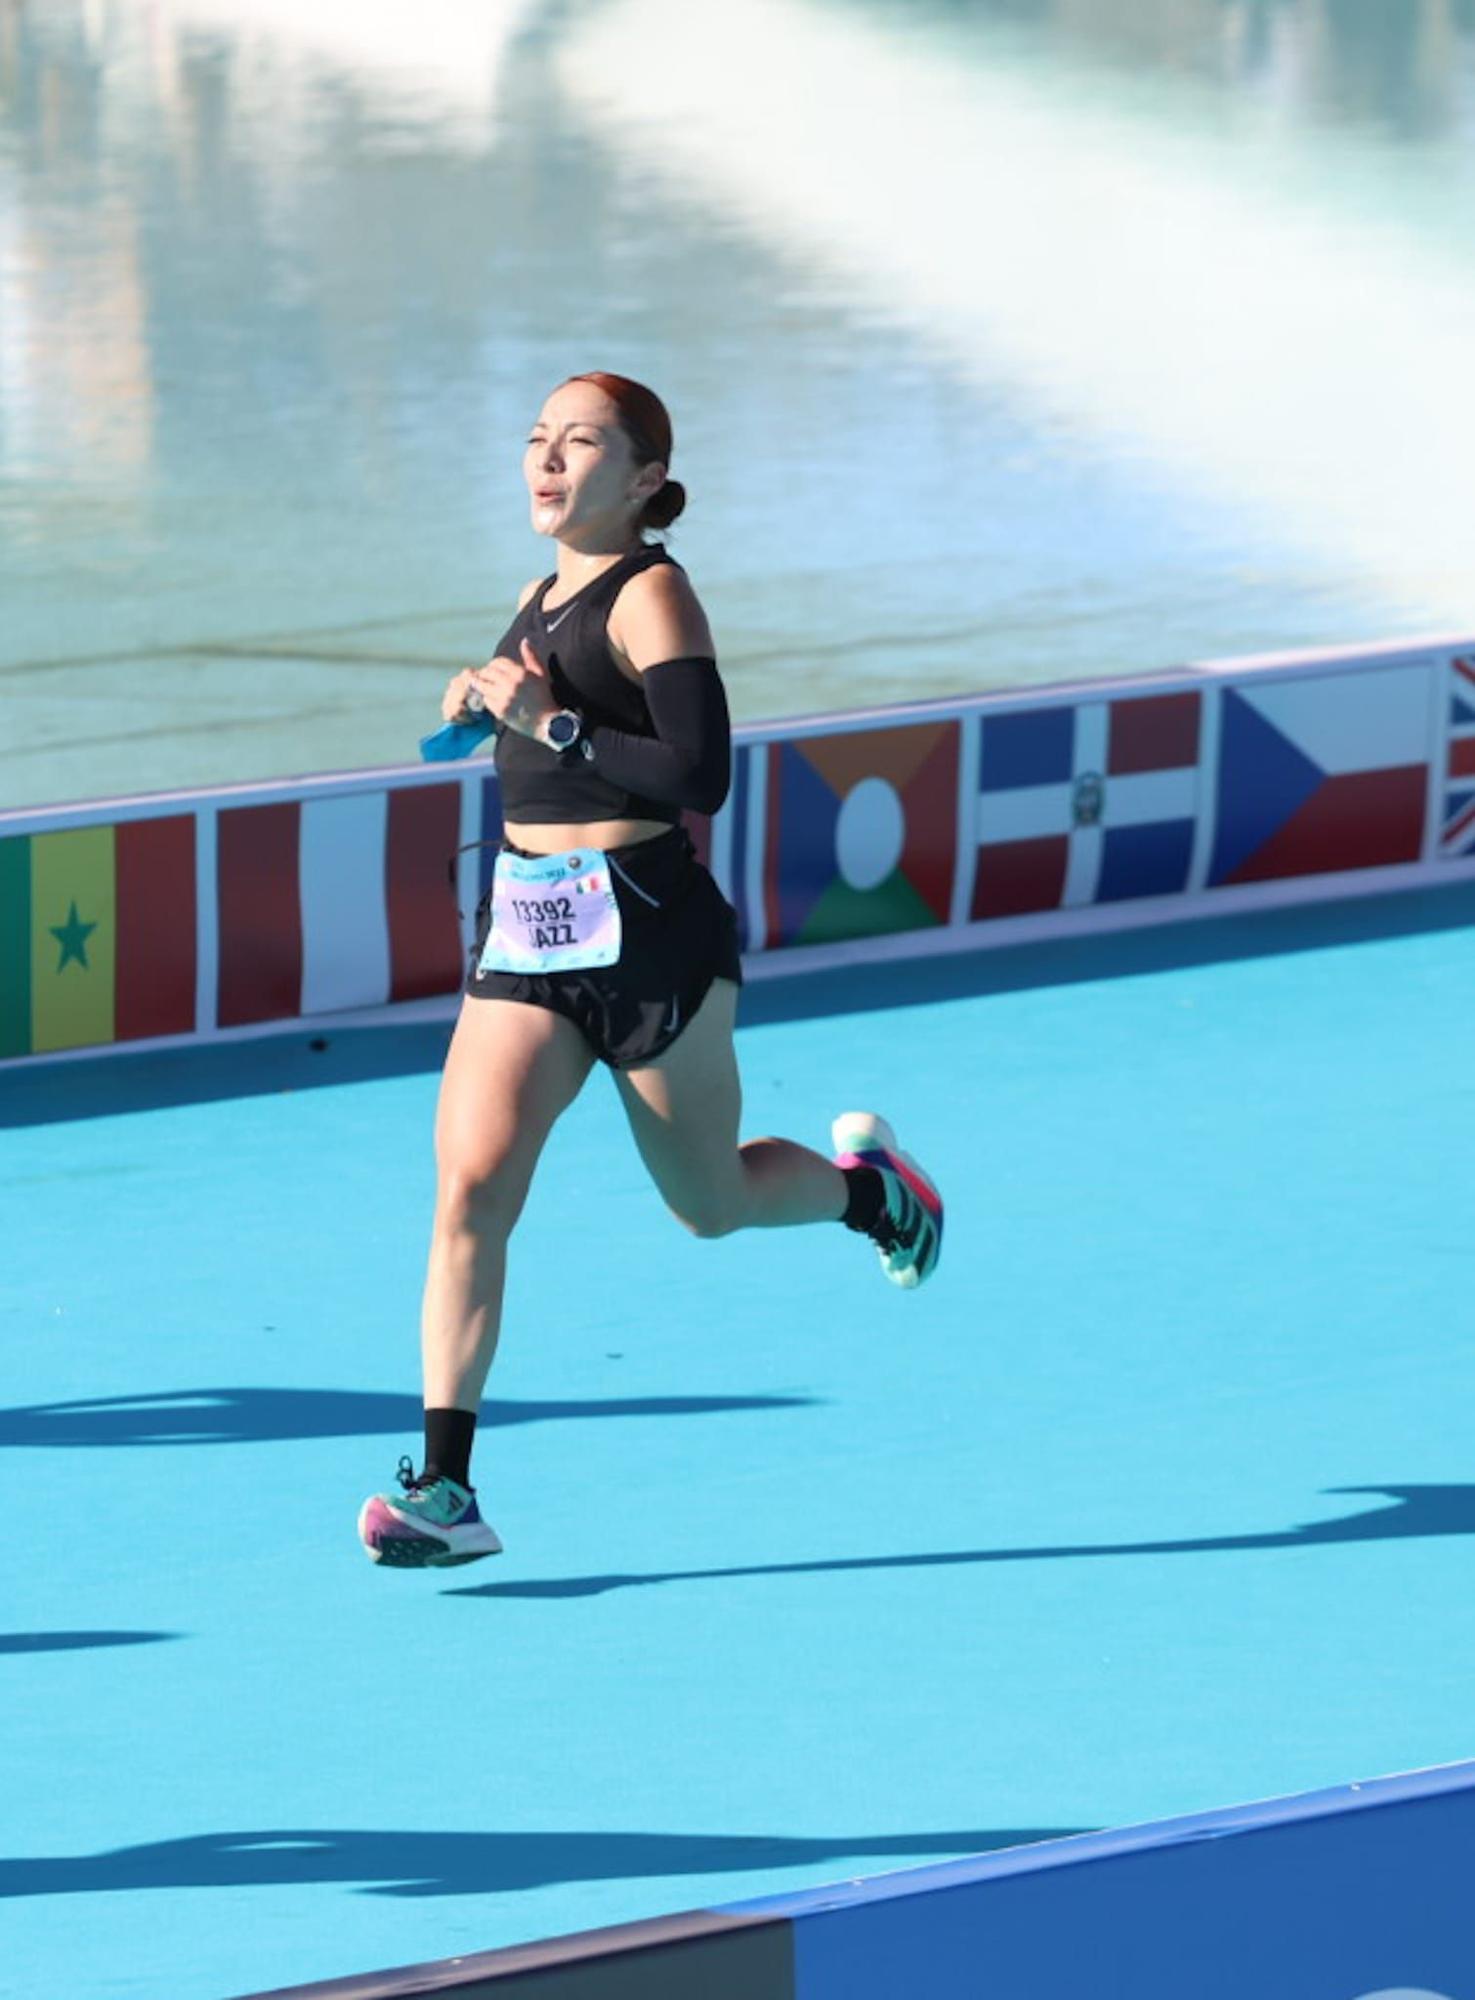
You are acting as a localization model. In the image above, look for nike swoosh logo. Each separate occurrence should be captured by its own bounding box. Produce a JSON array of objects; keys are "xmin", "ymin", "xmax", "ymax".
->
[{"xmin": 546, "ymin": 604, "xmax": 574, "ymax": 631}]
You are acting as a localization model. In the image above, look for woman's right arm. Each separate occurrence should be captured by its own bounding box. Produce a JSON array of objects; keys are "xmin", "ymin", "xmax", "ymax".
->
[{"xmin": 441, "ymin": 579, "xmax": 543, "ymax": 722}]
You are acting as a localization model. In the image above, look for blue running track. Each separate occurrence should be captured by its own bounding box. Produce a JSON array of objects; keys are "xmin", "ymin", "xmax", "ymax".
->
[{"xmin": 4, "ymin": 888, "xmax": 1475, "ymax": 1999}]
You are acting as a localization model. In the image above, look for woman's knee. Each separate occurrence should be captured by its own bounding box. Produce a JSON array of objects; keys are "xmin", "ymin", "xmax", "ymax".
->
[
  {"xmin": 673, "ymin": 1205, "xmax": 736, "ymax": 1241},
  {"xmin": 435, "ymin": 1158, "xmax": 529, "ymax": 1242},
  {"xmin": 666, "ymin": 1178, "xmax": 748, "ymax": 1240}
]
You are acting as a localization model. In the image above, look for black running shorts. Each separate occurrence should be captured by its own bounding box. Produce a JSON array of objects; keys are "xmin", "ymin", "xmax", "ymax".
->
[{"xmin": 465, "ymin": 825, "xmax": 743, "ymax": 1068}]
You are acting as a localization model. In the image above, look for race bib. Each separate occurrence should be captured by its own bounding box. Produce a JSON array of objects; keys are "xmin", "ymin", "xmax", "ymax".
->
[{"xmin": 477, "ymin": 847, "xmax": 622, "ymax": 976}]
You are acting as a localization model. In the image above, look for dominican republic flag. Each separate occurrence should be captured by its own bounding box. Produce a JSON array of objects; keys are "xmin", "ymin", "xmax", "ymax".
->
[
  {"xmin": 1438, "ymin": 654, "xmax": 1475, "ymax": 859},
  {"xmin": 971, "ymin": 692, "xmax": 1201, "ymax": 920},
  {"xmin": 1208, "ymin": 666, "xmax": 1430, "ymax": 887},
  {"xmin": 216, "ymin": 784, "xmax": 466, "ymax": 1027}
]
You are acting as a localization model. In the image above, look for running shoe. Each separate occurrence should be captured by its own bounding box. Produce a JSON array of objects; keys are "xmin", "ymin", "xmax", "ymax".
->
[
  {"xmin": 357, "ymin": 1456, "xmax": 503, "ymax": 1568},
  {"xmin": 832, "ymin": 1111, "xmax": 944, "ymax": 1290}
]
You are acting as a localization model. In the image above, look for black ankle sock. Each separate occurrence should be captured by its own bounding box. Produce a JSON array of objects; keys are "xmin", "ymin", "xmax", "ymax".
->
[
  {"xmin": 423, "ymin": 1407, "xmax": 477, "ymax": 1489},
  {"xmin": 840, "ymin": 1164, "xmax": 885, "ymax": 1235}
]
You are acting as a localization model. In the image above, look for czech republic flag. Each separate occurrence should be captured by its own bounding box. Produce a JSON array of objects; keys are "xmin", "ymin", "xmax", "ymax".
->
[{"xmin": 1208, "ymin": 666, "xmax": 1430, "ymax": 887}]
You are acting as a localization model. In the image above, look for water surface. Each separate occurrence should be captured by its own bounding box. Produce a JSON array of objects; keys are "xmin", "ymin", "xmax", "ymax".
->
[{"xmin": 2, "ymin": 0, "xmax": 1473, "ymax": 807}]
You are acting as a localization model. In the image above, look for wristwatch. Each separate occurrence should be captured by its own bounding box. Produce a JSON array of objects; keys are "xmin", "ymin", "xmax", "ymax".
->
[{"xmin": 543, "ymin": 708, "xmax": 582, "ymax": 753}]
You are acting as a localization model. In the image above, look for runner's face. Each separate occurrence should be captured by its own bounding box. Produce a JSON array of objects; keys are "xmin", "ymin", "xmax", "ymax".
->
[{"xmin": 524, "ymin": 386, "xmax": 657, "ymax": 542}]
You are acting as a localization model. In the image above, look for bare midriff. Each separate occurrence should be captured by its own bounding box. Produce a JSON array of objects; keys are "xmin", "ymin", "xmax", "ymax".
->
[{"xmin": 504, "ymin": 816, "xmax": 672, "ymax": 854}]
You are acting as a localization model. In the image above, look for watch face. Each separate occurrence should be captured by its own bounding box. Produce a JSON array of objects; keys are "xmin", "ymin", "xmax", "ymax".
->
[{"xmin": 549, "ymin": 713, "xmax": 578, "ymax": 748}]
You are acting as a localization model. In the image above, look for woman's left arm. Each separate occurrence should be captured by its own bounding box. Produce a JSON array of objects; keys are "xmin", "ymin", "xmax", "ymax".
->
[
  {"xmin": 610, "ymin": 561, "xmax": 715, "ymax": 669},
  {"xmin": 583, "ymin": 566, "xmax": 731, "ymax": 814}
]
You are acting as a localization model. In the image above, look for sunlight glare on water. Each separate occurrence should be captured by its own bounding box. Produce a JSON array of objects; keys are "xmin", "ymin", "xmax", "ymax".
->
[{"xmin": 2, "ymin": 0, "xmax": 1473, "ymax": 806}]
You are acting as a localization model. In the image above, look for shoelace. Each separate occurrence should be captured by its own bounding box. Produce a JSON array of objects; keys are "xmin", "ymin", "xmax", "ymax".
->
[
  {"xmin": 395, "ymin": 1455, "xmax": 473, "ymax": 1501},
  {"xmin": 871, "ymin": 1181, "xmax": 922, "ymax": 1254},
  {"xmin": 395, "ymin": 1454, "xmax": 434, "ymax": 1495}
]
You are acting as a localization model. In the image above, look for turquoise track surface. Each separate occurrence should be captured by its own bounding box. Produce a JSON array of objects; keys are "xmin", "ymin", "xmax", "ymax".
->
[{"xmin": 5, "ymin": 888, "xmax": 1475, "ymax": 2000}]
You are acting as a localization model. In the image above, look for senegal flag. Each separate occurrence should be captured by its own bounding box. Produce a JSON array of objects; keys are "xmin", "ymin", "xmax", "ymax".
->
[{"xmin": 0, "ymin": 818, "xmax": 196, "ymax": 1058}]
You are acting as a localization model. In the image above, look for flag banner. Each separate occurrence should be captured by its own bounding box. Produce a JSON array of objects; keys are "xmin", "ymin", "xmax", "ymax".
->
[
  {"xmin": 217, "ymin": 802, "xmax": 303, "ymax": 1028},
  {"xmin": 219, "ymin": 785, "xmax": 465, "ymax": 1027},
  {"xmin": 300, "ymin": 792, "xmax": 390, "ymax": 1016},
  {"xmin": 761, "ymin": 722, "xmax": 959, "ymax": 949},
  {"xmin": 1438, "ymin": 653, "xmax": 1475, "ymax": 858},
  {"xmin": 385, "ymin": 783, "xmax": 463, "ymax": 1002},
  {"xmin": 971, "ymin": 693, "xmax": 1201, "ymax": 920},
  {"xmin": 30, "ymin": 826, "xmax": 114, "ymax": 1053},
  {"xmin": 1208, "ymin": 666, "xmax": 1430, "ymax": 887},
  {"xmin": 115, "ymin": 816, "xmax": 197, "ymax": 1042},
  {"xmin": 0, "ymin": 837, "xmax": 29, "ymax": 1059},
  {"xmin": 0, "ymin": 818, "xmax": 196, "ymax": 1058},
  {"xmin": 3, "ymin": 634, "xmax": 1469, "ymax": 1071}
]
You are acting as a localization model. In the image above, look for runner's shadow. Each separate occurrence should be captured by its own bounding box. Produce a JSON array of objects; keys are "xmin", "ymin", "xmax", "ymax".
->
[
  {"xmin": 451, "ymin": 1486, "xmax": 1475, "ymax": 1601},
  {"xmin": 0, "ymin": 1387, "xmax": 816, "ymax": 1449},
  {"xmin": 0, "ymin": 1632, "xmax": 180, "ymax": 1656},
  {"xmin": 0, "ymin": 1825, "xmax": 1082, "ymax": 1901}
]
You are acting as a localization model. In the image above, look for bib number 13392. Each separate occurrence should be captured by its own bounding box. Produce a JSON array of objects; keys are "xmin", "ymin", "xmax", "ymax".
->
[{"xmin": 477, "ymin": 847, "xmax": 622, "ymax": 976}]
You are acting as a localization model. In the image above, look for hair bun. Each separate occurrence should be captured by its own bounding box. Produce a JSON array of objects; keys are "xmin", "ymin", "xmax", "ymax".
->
[{"xmin": 642, "ymin": 477, "xmax": 686, "ymax": 532}]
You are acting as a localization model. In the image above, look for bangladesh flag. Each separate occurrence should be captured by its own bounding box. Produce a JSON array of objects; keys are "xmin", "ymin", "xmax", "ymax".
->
[{"xmin": 0, "ymin": 818, "xmax": 196, "ymax": 1059}]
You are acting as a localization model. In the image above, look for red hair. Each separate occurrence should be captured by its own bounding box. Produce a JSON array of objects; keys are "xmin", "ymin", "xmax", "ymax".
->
[{"xmin": 563, "ymin": 372, "xmax": 685, "ymax": 531}]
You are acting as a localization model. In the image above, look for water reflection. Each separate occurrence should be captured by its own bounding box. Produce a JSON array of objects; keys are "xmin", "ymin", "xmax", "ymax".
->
[
  {"xmin": 1, "ymin": 0, "xmax": 1473, "ymax": 809},
  {"xmin": 1306, "ymin": 0, "xmax": 1475, "ymax": 138},
  {"xmin": 0, "ymin": 190, "xmax": 154, "ymax": 487},
  {"xmin": 880, "ymin": 0, "xmax": 1475, "ymax": 143},
  {"xmin": 560, "ymin": 0, "xmax": 1475, "ymax": 626}
]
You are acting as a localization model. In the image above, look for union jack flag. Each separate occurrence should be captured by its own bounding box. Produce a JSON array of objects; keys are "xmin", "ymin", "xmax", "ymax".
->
[{"xmin": 1440, "ymin": 655, "xmax": 1475, "ymax": 858}]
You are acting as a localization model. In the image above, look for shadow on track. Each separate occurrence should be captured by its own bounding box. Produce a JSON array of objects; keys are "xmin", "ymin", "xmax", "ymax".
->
[
  {"xmin": 0, "ymin": 1632, "xmax": 180, "ymax": 1655},
  {"xmin": 0, "ymin": 1386, "xmax": 816, "ymax": 1449},
  {"xmin": 0, "ymin": 1825, "xmax": 1085, "ymax": 1901},
  {"xmin": 449, "ymin": 1485, "xmax": 1475, "ymax": 1601}
]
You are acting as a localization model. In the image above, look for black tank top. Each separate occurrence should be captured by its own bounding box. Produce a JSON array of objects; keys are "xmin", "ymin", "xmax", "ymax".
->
[{"xmin": 493, "ymin": 543, "xmax": 680, "ymax": 824}]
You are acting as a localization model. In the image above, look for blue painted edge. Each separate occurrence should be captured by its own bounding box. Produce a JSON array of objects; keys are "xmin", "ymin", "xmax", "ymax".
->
[{"xmin": 722, "ymin": 1760, "xmax": 1475, "ymax": 1919}]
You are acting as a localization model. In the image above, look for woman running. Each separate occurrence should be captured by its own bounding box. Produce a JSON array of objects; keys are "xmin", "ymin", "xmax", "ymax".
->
[{"xmin": 358, "ymin": 372, "xmax": 943, "ymax": 1567}]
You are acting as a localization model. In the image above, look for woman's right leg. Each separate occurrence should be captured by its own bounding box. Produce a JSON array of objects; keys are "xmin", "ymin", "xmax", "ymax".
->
[
  {"xmin": 422, "ymin": 994, "xmax": 594, "ymax": 1414},
  {"xmin": 359, "ymin": 995, "xmax": 593, "ymax": 1565}
]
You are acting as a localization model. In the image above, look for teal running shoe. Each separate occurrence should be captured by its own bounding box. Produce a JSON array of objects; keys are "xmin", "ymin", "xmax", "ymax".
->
[
  {"xmin": 832, "ymin": 1111, "xmax": 943, "ymax": 1289},
  {"xmin": 357, "ymin": 1456, "xmax": 503, "ymax": 1568}
]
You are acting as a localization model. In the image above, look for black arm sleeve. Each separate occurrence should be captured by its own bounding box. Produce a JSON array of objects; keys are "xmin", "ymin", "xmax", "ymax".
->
[{"xmin": 583, "ymin": 656, "xmax": 732, "ymax": 815}]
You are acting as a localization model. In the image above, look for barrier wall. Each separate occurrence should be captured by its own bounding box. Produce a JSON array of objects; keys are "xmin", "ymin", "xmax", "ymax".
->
[
  {"xmin": 244, "ymin": 1759, "xmax": 1475, "ymax": 1999},
  {"xmin": 4, "ymin": 632, "xmax": 1475, "ymax": 1068}
]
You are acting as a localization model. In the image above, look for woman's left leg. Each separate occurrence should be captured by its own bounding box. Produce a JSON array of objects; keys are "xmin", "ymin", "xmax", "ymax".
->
[{"xmin": 613, "ymin": 978, "xmax": 847, "ymax": 1238}]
